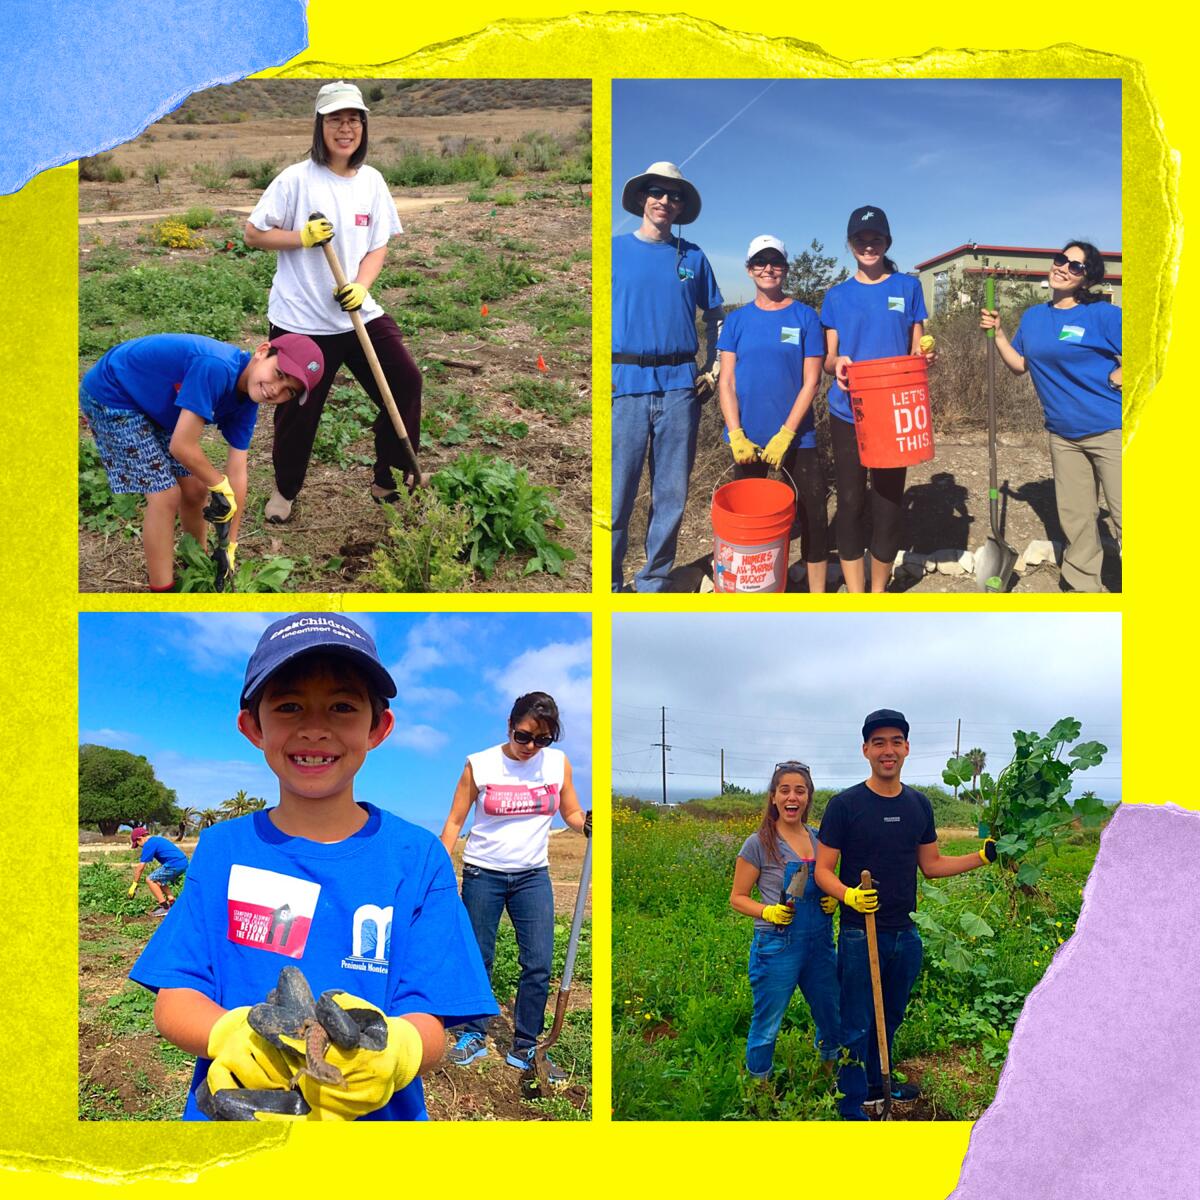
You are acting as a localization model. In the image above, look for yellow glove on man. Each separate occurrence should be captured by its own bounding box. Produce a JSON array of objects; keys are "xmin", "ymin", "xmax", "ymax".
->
[
  {"xmin": 760, "ymin": 426, "xmax": 795, "ymax": 468},
  {"xmin": 760, "ymin": 903, "xmax": 794, "ymax": 926},
  {"xmin": 919, "ymin": 334, "xmax": 936, "ymax": 353},
  {"xmin": 205, "ymin": 476, "xmax": 237, "ymax": 524},
  {"xmin": 978, "ymin": 838, "xmax": 998, "ymax": 865},
  {"xmin": 300, "ymin": 217, "xmax": 334, "ymax": 248},
  {"xmin": 843, "ymin": 885, "xmax": 879, "ymax": 914},
  {"xmin": 333, "ymin": 282, "xmax": 368, "ymax": 312},
  {"xmin": 728, "ymin": 427, "xmax": 760, "ymax": 465},
  {"xmin": 819, "ymin": 895, "xmax": 838, "ymax": 915}
]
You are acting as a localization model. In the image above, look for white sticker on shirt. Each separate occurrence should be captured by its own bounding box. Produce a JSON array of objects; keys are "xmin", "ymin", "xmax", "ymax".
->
[
  {"xmin": 780, "ymin": 327, "xmax": 800, "ymax": 344},
  {"xmin": 480, "ymin": 781, "xmax": 560, "ymax": 816},
  {"xmin": 1058, "ymin": 325, "xmax": 1085, "ymax": 342},
  {"xmin": 226, "ymin": 864, "xmax": 320, "ymax": 959},
  {"xmin": 888, "ymin": 296, "xmax": 906, "ymax": 313}
]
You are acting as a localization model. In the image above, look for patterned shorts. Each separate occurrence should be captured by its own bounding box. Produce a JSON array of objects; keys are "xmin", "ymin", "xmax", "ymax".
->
[{"xmin": 80, "ymin": 384, "xmax": 190, "ymax": 494}]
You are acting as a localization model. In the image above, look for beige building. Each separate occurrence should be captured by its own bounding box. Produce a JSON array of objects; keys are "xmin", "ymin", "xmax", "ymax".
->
[{"xmin": 913, "ymin": 244, "xmax": 1122, "ymax": 317}]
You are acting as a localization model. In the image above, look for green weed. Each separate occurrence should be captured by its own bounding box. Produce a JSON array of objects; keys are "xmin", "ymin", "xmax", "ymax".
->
[
  {"xmin": 181, "ymin": 206, "xmax": 215, "ymax": 229},
  {"xmin": 175, "ymin": 533, "xmax": 298, "ymax": 593},
  {"xmin": 367, "ymin": 479, "xmax": 472, "ymax": 593},
  {"xmin": 505, "ymin": 376, "xmax": 588, "ymax": 425},
  {"xmin": 79, "ymin": 862, "xmax": 147, "ymax": 917},
  {"xmin": 100, "ymin": 985, "xmax": 157, "ymax": 1036},
  {"xmin": 191, "ymin": 162, "xmax": 230, "ymax": 190},
  {"xmin": 311, "ymin": 385, "xmax": 376, "ymax": 467}
]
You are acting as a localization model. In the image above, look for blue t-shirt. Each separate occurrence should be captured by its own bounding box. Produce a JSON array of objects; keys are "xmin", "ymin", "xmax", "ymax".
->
[
  {"xmin": 140, "ymin": 836, "xmax": 188, "ymax": 874},
  {"xmin": 820, "ymin": 274, "xmax": 929, "ymax": 424},
  {"xmin": 130, "ymin": 804, "xmax": 497, "ymax": 1121},
  {"xmin": 1010, "ymin": 301, "xmax": 1122, "ymax": 439},
  {"xmin": 81, "ymin": 334, "xmax": 259, "ymax": 450},
  {"xmin": 611, "ymin": 232, "xmax": 723, "ymax": 397},
  {"xmin": 717, "ymin": 300, "xmax": 824, "ymax": 449}
]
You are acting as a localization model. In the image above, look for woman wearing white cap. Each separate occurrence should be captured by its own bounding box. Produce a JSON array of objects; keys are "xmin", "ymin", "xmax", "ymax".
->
[
  {"xmin": 245, "ymin": 81, "xmax": 422, "ymax": 522},
  {"xmin": 717, "ymin": 235, "xmax": 829, "ymax": 592}
]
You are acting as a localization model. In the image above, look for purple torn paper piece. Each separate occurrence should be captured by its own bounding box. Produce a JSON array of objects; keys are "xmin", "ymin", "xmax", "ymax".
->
[
  {"xmin": 0, "ymin": 0, "xmax": 306, "ymax": 195},
  {"xmin": 950, "ymin": 804, "xmax": 1200, "ymax": 1197}
]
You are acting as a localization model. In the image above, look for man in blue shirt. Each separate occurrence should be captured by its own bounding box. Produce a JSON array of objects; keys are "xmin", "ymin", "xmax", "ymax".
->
[{"xmin": 611, "ymin": 162, "xmax": 723, "ymax": 592}]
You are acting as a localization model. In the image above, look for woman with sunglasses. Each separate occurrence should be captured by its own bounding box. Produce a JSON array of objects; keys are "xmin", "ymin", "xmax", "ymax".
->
[
  {"xmin": 730, "ymin": 761, "xmax": 840, "ymax": 1087},
  {"xmin": 244, "ymin": 80, "xmax": 423, "ymax": 523},
  {"xmin": 718, "ymin": 236, "xmax": 829, "ymax": 592},
  {"xmin": 821, "ymin": 206, "xmax": 933, "ymax": 592},
  {"xmin": 439, "ymin": 691, "xmax": 589, "ymax": 1082},
  {"xmin": 981, "ymin": 242, "xmax": 1122, "ymax": 592}
]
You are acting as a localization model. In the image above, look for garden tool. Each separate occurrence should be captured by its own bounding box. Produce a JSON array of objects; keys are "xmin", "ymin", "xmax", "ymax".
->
[
  {"xmin": 309, "ymin": 211, "xmax": 423, "ymax": 486},
  {"xmin": 975, "ymin": 275, "xmax": 1019, "ymax": 592},
  {"xmin": 523, "ymin": 829, "xmax": 592, "ymax": 1097},
  {"xmin": 861, "ymin": 869, "xmax": 892, "ymax": 1121},
  {"xmin": 202, "ymin": 490, "xmax": 235, "ymax": 592}
]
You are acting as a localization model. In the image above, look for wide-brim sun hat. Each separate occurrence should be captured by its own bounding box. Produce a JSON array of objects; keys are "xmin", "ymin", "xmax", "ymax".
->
[
  {"xmin": 621, "ymin": 161, "xmax": 701, "ymax": 225},
  {"xmin": 746, "ymin": 234, "xmax": 788, "ymax": 263},
  {"xmin": 315, "ymin": 81, "xmax": 369, "ymax": 115}
]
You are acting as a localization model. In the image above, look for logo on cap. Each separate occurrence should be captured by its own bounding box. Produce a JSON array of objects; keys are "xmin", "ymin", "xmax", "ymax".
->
[
  {"xmin": 307, "ymin": 360, "xmax": 320, "ymax": 374},
  {"xmin": 861, "ymin": 210, "xmax": 875, "ymax": 221}
]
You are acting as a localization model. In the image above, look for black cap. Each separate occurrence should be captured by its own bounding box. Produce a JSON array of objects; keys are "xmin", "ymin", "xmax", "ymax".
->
[
  {"xmin": 847, "ymin": 206, "xmax": 891, "ymax": 242},
  {"xmin": 862, "ymin": 708, "xmax": 909, "ymax": 742}
]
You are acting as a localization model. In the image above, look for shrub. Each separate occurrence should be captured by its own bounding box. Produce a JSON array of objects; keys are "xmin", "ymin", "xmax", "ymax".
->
[
  {"xmin": 78, "ymin": 152, "xmax": 118, "ymax": 182},
  {"xmin": 152, "ymin": 219, "xmax": 205, "ymax": 250},
  {"xmin": 191, "ymin": 162, "xmax": 230, "ymax": 190},
  {"xmin": 181, "ymin": 206, "xmax": 215, "ymax": 229},
  {"xmin": 368, "ymin": 478, "xmax": 472, "ymax": 592}
]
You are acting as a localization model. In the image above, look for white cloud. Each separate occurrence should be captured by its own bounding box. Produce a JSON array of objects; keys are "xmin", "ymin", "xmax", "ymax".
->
[
  {"xmin": 150, "ymin": 748, "xmax": 277, "ymax": 810},
  {"xmin": 80, "ymin": 728, "xmax": 141, "ymax": 749},
  {"xmin": 390, "ymin": 615, "xmax": 481, "ymax": 680},
  {"xmin": 385, "ymin": 723, "xmax": 450, "ymax": 753},
  {"xmin": 171, "ymin": 614, "xmax": 277, "ymax": 673}
]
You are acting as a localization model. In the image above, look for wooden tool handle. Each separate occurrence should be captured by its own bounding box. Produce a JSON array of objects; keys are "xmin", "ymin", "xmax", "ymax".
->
[{"xmin": 861, "ymin": 869, "xmax": 890, "ymax": 1076}]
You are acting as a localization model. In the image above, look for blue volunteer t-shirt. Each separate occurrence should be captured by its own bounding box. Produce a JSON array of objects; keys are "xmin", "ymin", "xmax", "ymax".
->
[
  {"xmin": 717, "ymin": 300, "xmax": 824, "ymax": 449},
  {"xmin": 81, "ymin": 334, "xmax": 259, "ymax": 450},
  {"xmin": 1010, "ymin": 301, "xmax": 1122, "ymax": 439},
  {"xmin": 130, "ymin": 803, "xmax": 497, "ymax": 1121},
  {"xmin": 820, "ymin": 274, "xmax": 928, "ymax": 424},
  {"xmin": 140, "ymin": 836, "xmax": 188, "ymax": 874},
  {"xmin": 611, "ymin": 232, "xmax": 723, "ymax": 397}
]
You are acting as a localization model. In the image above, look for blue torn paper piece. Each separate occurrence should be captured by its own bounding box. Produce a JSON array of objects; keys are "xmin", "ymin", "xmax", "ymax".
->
[
  {"xmin": 950, "ymin": 804, "xmax": 1200, "ymax": 1197},
  {"xmin": 0, "ymin": 0, "xmax": 306, "ymax": 194}
]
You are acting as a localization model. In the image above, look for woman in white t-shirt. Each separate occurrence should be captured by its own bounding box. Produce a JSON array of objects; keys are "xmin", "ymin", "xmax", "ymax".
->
[
  {"xmin": 244, "ymin": 80, "xmax": 423, "ymax": 523},
  {"xmin": 438, "ymin": 691, "xmax": 589, "ymax": 1082}
]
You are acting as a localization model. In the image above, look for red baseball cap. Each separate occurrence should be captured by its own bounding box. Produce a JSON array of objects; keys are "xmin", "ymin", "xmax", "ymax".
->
[
  {"xmin": 268, "ymin": 334, "xmax": 325, "ymax": 404},
  {"xmin": 130, "ymin": 826, "xmax": 148, "ymax": 845}
]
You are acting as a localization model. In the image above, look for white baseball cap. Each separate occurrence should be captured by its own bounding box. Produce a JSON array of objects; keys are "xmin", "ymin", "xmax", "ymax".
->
[
  {"xmin": 315, "ymin": 81, "xmax": 369, "ymax": 115},
  {"xmin": 746, "ymin": 235, "xmax": 788, "ymax": 263}
]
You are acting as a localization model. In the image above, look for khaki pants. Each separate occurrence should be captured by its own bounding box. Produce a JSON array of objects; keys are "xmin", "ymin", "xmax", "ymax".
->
[{"xmin": 1049, "ymin": 428, "xmax": 1122, "ymax": 592}]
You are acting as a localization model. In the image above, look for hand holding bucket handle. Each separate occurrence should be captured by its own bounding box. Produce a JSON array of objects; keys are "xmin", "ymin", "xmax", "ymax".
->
[{"xmin": 307, "ymin": 211, "xmax": 421, "ymax": 483}]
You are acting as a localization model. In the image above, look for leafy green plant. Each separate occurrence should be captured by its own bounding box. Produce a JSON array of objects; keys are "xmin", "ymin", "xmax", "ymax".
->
[
  {"xmin": 181, "ymin": 206, "xmax": 215, "ymax": 229},
  {"xmin": 311, "ymin": 385, "xmax": 376, "ymax": 467},
  {"xmin": 175, "ymin": 533, "xmax": 297, "ymax": 593},
  {"xmin": 430, "ymin": 453, "xmax": 575, "ymax": 578},
  {"xmin": 505, "ymin": 376, "xmax": 589, "ymax": 424},
  {"xmin": 367, "ymin": 480, "xmax": 471, "ymax": 593},
  {"xmin": 943, "ymin": 718, "xmax": 1108, "ymax": 886},
  {"xmin": 79, "ymin": 862, "xmax": 148, "ymax": 917}
]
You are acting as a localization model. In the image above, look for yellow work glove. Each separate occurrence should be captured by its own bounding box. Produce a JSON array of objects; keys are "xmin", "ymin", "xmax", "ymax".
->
[
  {"xmin": 919, "ymin": 335, "xmax": 936, "ymax": 353},
  {"xmin": 819, "ymin": 895, "xmax": 838, "ymax": 915},
  {"xmin": 333, "ymin": 282, "xmax": 368, "ymax": 312},
  {"xmin": 760, "ymin": 426, "xmax": 795, "ymax": 468},
  {"xmin": 227, "ymin": 541, "xmax": 238, "ymax": 574},
  {"xmin": 760, "ymin": 903, "xmax": 794, "ymax": 926},
  {"xmin": 204, "ymin": 476, "xmax": 237, "ymax": 524},
  {"xmin": 978, "ymin": 838, "xmax": 998, "ymax": 866},
  {"xmin": 127, "ymin": 882, "xmax": 138, "ymax": 898},
  {"xmin": 300, "ymin": 217, "xmax": 334, "ymax": 248},
  {"xmin": 728, "ymin": 427, "xmax": 760, "ymax": 465},
  {"xmin": 279, "ymin": 991, "xmax": 424, "ymax": 1121},
  {"xmin": 843, "ymin": 885, "xmax": 879, "ymax": 914}
]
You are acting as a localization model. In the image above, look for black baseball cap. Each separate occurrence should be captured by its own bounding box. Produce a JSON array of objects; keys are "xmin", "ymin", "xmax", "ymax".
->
[
  {"xmin": 847, "ymin": 206, "xmax": 891, "ymax": 242},
  {"xmin": 241, "ymin": 614, "xmax": 397, "ymax": 707},
  {"xmin": 862, "ymin": 708, "xmax": 910, "ymax": 741}
]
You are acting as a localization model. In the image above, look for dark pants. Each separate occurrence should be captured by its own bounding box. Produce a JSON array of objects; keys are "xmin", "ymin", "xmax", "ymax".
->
[
  {"xmin": 733, "ymin": 442, "xmax": 829, "ymax": 563},
  {"xmin": 459, "ymin": 863, "xmax": 555, "ymax": 1053},
  {"xmin": 830, "ymin": 415, "xmax": 906, "ymax": 566},
  {"xmin": 269, "ymin": 312, "xmax": 422, "ymax": 498},
  {"xmin": 836, "ymin": 925, "xmax": 923, "ymax": 1119}
]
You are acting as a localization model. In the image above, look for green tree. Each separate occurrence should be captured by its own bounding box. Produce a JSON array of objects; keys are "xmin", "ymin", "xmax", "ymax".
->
[
  {"xmin": 786, "ymin": 239, "xmax": 849, "ymax": 310},
  {"xmin": 965, "ymin": 748, "xmax": 987, "ymax": 796},
  {"xmin": 78, "ymin": 744, "xmax": 177, "ymax": 836}
]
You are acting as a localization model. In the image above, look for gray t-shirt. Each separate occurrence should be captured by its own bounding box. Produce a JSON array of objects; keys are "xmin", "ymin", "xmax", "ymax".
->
[{"xmin": 738, "ymin": 826, "xmax": 821, "ymax": 933}]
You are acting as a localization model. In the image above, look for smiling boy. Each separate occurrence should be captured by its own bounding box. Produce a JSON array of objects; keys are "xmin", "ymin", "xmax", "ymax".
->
[
  {"xmin": 79, "ymin": 332, "xmax": 324, "ymax": 591},
  {"xmin": 129, "ymin": 613, "xmax": 497, "ymax": 1120}
]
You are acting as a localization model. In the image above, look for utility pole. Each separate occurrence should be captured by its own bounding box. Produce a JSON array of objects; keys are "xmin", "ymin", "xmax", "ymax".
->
[
  {"xmin": 720, "ymin": 748, "xmax": 725, "ymax": 794},
  {"xmin": 651, "ymin": 706, "xmax": 671, "ymax": 806},
  {"xmin": 954, "ymin": 718, "xmax": 961, "ymax": 799}
]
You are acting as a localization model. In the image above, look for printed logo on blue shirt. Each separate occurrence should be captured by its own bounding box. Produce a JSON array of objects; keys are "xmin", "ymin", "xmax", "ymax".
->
[
  {"xmin": 781, "ymin": 327, "xmax": 800, "ymax": 344},
  {"xmin": 1058, "ymin": 325, "xmax": 1085, "ymax": 342},
  {"xmin": 888, "ymin": 296, "xmax": 905, "ymax": 313},
  {"xmin": 678, "ymin": 266, "xmax": 695, "ymax": 281},
  {"xmin": 340, "ymin": 903, "xmax": 393, "ymax": 974}
]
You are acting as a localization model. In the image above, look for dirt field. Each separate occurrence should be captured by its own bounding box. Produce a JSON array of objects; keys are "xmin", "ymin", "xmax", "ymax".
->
[
  {"xmin": 78, "ymin": 92, "xmax": 592, "ymax": 594},
  {"xmin": 79, "ymin": 831, "xmax": 591, "ymax": 1121}
]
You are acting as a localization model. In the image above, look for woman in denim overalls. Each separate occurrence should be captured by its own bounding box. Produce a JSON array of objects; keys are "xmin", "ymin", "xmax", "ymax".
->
[{"xmin": 730, "ymin": 761, "xmax": 841, "ymax": 1080}]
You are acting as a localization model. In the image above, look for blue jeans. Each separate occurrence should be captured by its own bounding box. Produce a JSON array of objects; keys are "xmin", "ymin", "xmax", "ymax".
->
[
  {"xmin": 746, "ymin": 926, "xmax": 841, "ymax": 1078},
  {"xmin": 459, "ymin": 864, "xmax": 554, "ymax": 1053},
  {"xmin": 836, "ymin": 925, "xmax": 923, "ymax": 1118},
  {"xmin": 611, "ymin": 388, "xmax": 701, "ymax": 592}
]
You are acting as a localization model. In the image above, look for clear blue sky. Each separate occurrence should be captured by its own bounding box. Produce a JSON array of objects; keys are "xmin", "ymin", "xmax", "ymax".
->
[
  {"xmin": 79, "ymin": 613, "xmax": 592, "ymax": 833},
  {"xmin": 613, "ymin": 80, "xmax": 1122, "ymax": 304}
]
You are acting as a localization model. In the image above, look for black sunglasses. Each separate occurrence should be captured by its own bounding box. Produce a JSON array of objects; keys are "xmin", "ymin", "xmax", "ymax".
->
[
  {"xmin": 774, "ymin": 760, "xmax": 811, "ymax": 773},
  {"xmin": 645, "ymin": 185, "xmax": 685, "ymax": 204},
  {"xmin": 512, "ymin": 729, "xmax": 554, "ymax": 747},
  {"xmin": 1052, "ymin": 252, "xmax": 1088, "ymax": 278}
]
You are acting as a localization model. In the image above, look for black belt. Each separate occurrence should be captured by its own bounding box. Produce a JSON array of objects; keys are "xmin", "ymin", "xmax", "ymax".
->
[{"xmin": 612, "ymin": 351, "xmax": 694, "ymax": 368}]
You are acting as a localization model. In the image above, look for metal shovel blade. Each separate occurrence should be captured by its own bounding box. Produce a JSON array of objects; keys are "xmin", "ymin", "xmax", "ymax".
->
[{"xmin": 975, "ymin": 536, "xmax": 1018, "ymax": 593}]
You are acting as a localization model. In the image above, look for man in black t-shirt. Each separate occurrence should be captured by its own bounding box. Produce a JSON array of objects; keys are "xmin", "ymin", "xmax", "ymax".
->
[{"xmin": 815, "ymin": 709, "xmax": 997, "ymax": 1120}]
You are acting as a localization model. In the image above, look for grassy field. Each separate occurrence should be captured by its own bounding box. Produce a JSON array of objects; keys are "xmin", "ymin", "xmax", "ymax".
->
[
  {"xmin": 80, "ymin": 835, "xmax": 591, "ymax": 1121},
  {"xmin": 612, "ymin": 802, "xmax": 1099, "ymax": 1121}
]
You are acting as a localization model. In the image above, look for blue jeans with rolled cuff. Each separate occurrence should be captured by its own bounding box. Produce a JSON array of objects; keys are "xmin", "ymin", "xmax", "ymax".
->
[
  {"xmin": 458, "ymin": 863, "xmax": 555, "ymax": 1053},
  {"xmin": 836, "ymin": 924, "xmax": 923, "ymax": 1118}
]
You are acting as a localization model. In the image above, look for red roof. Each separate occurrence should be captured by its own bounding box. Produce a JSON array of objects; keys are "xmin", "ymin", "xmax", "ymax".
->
[{"xmin": 914, "ymin": 244, "xmax": 1123, "ymax": 271}]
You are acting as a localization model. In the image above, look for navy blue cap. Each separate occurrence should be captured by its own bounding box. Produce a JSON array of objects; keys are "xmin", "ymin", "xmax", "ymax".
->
[
  {"xmin": 862, "ymin": 708, "xmax": 910, "ymax": 742},
  {"xmin": 847, "ymin": 205, "xmax": 891, "ymax": 242},
  {"xmin": 241, "ymin": 614, "xmax": 396, "ymax": 707}
]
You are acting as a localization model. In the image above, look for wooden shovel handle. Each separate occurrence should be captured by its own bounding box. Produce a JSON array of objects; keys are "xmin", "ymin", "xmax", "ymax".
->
[{"xmin": 861, "ymin": 868, "xmax": 890, "ymax": 1076}]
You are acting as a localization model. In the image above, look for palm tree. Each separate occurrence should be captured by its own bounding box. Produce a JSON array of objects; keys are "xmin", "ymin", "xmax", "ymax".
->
[
  {"xmin": 966, "ymin": 748, "xmax": 987, "ymax": 798},
  {"xmin": 198, "ymin": 808, "xmax": 221, "ymax": 829},
  {"xmin": 176, "ymin": 806, "xmax": 199, "ymax": 839}
]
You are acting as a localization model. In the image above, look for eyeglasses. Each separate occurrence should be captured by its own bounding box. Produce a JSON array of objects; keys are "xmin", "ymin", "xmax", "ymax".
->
[
  {"xmin": 512, "ymin": 729, "xmax": 554, "ymax": 747},
  {"xmin": 750, "ymin": 260, "xmax": 787, "ymax": 274},
  {"xmin": 1051, "ymin": 252, "xmax": 1088, "ymax": 278},
  {"xmin": 323, "ymin": 114, "xmax": 363, "ymax": 128},
  {"xmin": 645, "ymin": 185, "xmax": 685, "ymax": 204},
  {"xmin": 774, "ymin": 760, "xmax": 811, "ymax": 773}
]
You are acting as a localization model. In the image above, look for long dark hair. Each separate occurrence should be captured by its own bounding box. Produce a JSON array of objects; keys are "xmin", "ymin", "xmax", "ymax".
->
[
  {"xmin": 310, "ymin": 112, "xmax": 369, "ymax": 170},
  {"xmin": 755, "ymin": 762, "xmax": 816, "ymax": 866},
  {"xmin": 509, "ymin": 691, "xmax": 561, "ymax": 741},
  {"xmin": 1061, "ymin": 240, "xmax": 1106, "ymax": 305}
]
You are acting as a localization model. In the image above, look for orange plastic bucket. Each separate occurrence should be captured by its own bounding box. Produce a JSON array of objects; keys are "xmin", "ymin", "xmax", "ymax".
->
[
  {"xmin": 845, "ymin": 355, "xmax": 935, "ymax": 468},
  {"xmin": 711, "ymin": 476, "xmax": 796, "ymax": 593}
]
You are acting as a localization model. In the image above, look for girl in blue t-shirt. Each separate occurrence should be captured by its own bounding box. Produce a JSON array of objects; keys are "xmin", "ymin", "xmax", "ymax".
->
[
  {"xmin": 730, "ymin": 762, "xmax": 840, "ymax": 1083},
  {"xmin": 717, "ymin": 236, "xmax": 829, "ymax": 591},
  {"xmin": 981, "ymin": 241, "xmax": 1122, "ymax": 593},
  {"xmin": 821, "ymin": 207, "xmax": 934, "ymax": 593}
]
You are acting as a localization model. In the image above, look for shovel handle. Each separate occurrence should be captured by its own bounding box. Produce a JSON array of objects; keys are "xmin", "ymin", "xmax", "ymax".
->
[
  {"xmin": 985, "ymin": 276, "xmax": 996, "ymax": 340},
  {"xmin": 861, "ymin": 869, "xmax": 891, "ymax": 1077}
]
